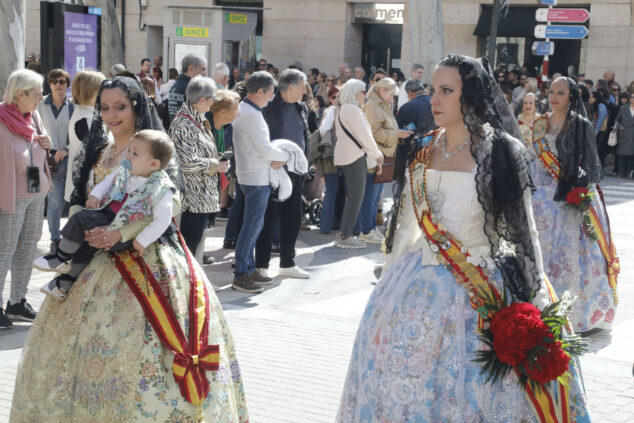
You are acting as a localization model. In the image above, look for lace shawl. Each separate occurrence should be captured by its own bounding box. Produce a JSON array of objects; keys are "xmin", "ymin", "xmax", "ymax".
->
[{"xmin": 471, "ymin": 125, "xmax": 540, "ymax": 302}]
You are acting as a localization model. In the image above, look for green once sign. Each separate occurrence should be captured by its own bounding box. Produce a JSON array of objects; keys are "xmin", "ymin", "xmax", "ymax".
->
[{"xmin": 176, "ymin": 26, "xmax": 209, "ymax": 37}]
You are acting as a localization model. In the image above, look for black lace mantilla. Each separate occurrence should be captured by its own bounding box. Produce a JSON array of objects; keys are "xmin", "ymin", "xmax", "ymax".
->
[{"xmin": 471, "ymin": 125, "xmax": 540, "ymax": 302}]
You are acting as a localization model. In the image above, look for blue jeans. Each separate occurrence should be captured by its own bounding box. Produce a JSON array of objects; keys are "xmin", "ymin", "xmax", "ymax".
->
[
  {"xmin": 319, "ymin": 171, "xmax": 343, "ymax": 234},
  {"xmin": 224, "ymin": 178, "xmax": 244, "ymax": 242},
  {"xmin": 354, "ymin": 173, "xmax": 383, "ymax": 235},
  {"xmin": 234, "ymin": 184, "xmax": 271, "ymax": 278},
  {"xmin": 47, "ymin": 158, "xmax": 68, "ymax": 240}
]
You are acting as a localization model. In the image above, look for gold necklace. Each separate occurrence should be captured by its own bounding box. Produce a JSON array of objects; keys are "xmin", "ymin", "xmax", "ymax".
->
[{"xmin": 104, "ymin": 139, "xmax": 132, "ymax": 167}]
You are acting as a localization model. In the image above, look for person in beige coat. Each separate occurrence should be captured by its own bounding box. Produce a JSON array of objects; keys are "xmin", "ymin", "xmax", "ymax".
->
[
  {"xmin": 356, "ymin": 78, "xmax": 411, "ymax": 243},
  {"xmin": 333, "ymin": 79, "xmax": 383, "ymax": 249}
]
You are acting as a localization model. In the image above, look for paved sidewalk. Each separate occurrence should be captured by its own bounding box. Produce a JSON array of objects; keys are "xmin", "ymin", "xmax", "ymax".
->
[{"xmin": 2, "ymin": 178, "xmax": 634, "ymax": 422}]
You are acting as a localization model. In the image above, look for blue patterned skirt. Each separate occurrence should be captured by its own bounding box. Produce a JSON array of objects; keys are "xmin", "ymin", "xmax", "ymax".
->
[
  {"xmin": 337, "ymin": 251, "xmax": 592, "ymax": 422},
  {"xmin": 531, "ymin": 168, "xmax": 616, "ymax": 331}
]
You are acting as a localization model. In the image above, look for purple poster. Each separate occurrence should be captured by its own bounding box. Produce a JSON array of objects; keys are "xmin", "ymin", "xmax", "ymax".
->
[{"xmin": 64, "ymin": 11, "xmax": 98, "ymax": 79}]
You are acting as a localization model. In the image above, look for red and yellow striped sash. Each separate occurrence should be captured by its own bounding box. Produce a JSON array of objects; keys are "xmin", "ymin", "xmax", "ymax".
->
[
  {"xmin": 111, "ymin": 231, "xmax": 219, "ymax": 408},
  {"xmin": 532, "ymin": 127, "xmax": 619, "ymax": 304},
  {"xmin": 411, "ymin": 143, "xmax": 572, "ymax": 422}
]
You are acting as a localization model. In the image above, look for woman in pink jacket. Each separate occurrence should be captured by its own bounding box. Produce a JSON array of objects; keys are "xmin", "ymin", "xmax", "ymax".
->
[{"xmin": 0, "ymin": 69, "xmax": 52, "ymax": 329}]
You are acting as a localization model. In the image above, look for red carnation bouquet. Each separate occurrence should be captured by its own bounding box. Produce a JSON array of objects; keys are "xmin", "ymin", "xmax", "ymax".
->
[
  {"xmin": 565, "ymin": 185, "xmax": 598, "ymax": 241},
  {"xmin": 475, "ymin": 290, "xmax": 584, "ymax": 390}
]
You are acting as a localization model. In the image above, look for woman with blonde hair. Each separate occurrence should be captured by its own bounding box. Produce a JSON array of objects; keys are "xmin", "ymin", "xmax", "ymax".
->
[
  {"xmin": 0, "ymin": 69, "xmax": 52, "ymax": 328},
  {"xmin": 334, "ymin": 78, "xmax": 383, "ymax": 249},
  {"xmin": 356, "ymin": 77, "xmax": 411, "ymax": 243},
  {"xmin": 65, "ymin": 70, "xmax": 106, "ymax": 201}
]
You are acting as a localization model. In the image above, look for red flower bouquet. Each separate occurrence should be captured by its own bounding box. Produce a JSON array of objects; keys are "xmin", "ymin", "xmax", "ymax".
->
[
  {"xmin": 475, "ymin": 291, "xmax": 584, "ymax": 390},
  {"xmin": 565, "ymin": 187, "xmax": 590, "ymax": 206},
  {"xmin": 565, "ymin": 185, "xmax": 598, "ymax": 241}
]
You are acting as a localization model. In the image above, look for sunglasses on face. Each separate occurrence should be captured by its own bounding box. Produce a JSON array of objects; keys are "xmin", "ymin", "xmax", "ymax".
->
[
  {"xmin": 327, "ymin": 79, "xmax": 334, "ymax": 82},
  {"xmin": 50, "ymin": 79, "xmax": 68, "ymax": 86},
  {"xmin": 612, "ymin": 88, "xmax": 620, "ymax": 92}
]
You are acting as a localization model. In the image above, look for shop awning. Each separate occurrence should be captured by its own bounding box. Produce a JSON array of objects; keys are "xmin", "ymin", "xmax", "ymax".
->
[{"xmin": 473, "ymin": 6, "xmax": 538, "ymax": 37}]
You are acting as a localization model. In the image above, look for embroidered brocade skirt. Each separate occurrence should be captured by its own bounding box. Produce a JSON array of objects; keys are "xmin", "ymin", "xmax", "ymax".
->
[
  {"xmin": 10, "ymin": 232, "xmax": 249, "ymax": 423},
  {"xmin": 337, "ymin": 251, "xmax": 591, "ymax": 423},
  {"xmin": 531, "ymin": 166, "xmax": 616, "ymax": 331}
]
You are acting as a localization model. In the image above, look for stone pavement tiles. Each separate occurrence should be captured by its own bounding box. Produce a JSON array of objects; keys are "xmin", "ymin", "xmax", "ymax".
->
[{"xmin": 1, "ymin": 205, "xmax": 634, "ymax": 422}]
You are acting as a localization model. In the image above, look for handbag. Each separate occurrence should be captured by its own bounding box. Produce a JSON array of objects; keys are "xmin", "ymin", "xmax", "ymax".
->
[
  {"xmin": 46, "ymin": 150, "xmax": 58, "ymax": 174},
  {"xmin": 374, "ymin": 156, "xmax": 395, "ymax": 183},
  {"xmin": 608, "ymin": 127, "xmax": 617, "ymax": 147}
]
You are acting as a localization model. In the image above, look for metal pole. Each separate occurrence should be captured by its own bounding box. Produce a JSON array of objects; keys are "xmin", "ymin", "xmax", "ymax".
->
[
  {"xmin": 487, "ymin": 0, "xmax": 501, "ymax": 66},
  {"xmin": 121, "ymin": 0, "xmax": 126, "ymax": 61},
  {"xmin": 541, "ymin": 3, "xmax": 553, "ymax": 87}
]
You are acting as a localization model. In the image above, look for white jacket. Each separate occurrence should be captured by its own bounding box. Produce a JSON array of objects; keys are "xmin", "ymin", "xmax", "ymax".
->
[{"xmin": 269, "ymin": 139, "xmax": 308, "ymax": 201}]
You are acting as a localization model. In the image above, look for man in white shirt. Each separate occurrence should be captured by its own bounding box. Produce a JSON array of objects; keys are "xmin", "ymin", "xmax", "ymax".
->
[
  {"xmin": 232, "ymin": 71, "xmax": 289, "ymax": 293},
  {"xmin": 397, "ymin": 63, "xmax": 424, "ymax": 110}
]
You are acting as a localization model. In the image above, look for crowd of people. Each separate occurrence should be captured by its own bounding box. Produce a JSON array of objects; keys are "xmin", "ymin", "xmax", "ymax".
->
[{"xmin": 0, "ymin": 49, "xmax": 621, "ymax": 421}]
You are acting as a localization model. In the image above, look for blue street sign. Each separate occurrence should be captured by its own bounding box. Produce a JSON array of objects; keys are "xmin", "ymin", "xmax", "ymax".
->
[
  {"xmin": 532, "ymin": 41, "xmax": 555, "ymax": 56},
  {"xmin": 534, "ymin": 24, "xmax": 589, "ymax": 39},
  {"xmin": 540, "ymin": 0, "xmax": 558, "ymax": 5},
  {"xmin": 88, "ymin": 7, "xmax": 103, "ymax": 16}
]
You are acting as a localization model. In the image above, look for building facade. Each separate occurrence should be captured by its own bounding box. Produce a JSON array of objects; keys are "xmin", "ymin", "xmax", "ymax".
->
[{"xmin": 25, "ymin": 0, "xmax": 634, "ymax": 85}]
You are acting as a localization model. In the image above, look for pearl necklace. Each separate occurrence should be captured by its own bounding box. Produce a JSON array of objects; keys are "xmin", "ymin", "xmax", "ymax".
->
[{"xmin": 440, "ymin": 132, "xmax": 471, "ymax": 162}]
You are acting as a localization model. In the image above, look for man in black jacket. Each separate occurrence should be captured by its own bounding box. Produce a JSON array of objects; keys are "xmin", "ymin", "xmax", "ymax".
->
[
  {"xmin": 395, "ymin": 79, "xmax": 436, "ymax": 181},
  {"xmin": 255, "ymin": 68, "xmax": 310, "ymax": 280},
  {"xmin": 167, "ymin": 54, "xmax": 207, "ymax": 124},
  {"xmin": 396, "ymin": 79, "xmax": 434, "ymax": 135}
]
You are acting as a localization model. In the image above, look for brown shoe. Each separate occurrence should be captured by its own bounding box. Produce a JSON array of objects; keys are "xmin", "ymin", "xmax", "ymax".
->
[
  {"xmin": 250, "ymin": 269, "xmax": 273, "ymax": 284},
  {"xmin": 231, "ymin": 274, "xmax": 263, "ymax": 293}
]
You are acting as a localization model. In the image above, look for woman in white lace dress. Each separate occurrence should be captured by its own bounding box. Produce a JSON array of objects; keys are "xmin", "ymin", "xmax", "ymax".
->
[{"xmin": 337, "ymin": 55, "xmax": 591, "ymax": 423}]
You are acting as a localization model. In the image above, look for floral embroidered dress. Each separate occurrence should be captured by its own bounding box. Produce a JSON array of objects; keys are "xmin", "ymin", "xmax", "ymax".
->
[
  {"xmin": 526, "ymin": 130, "xmax": 616, "ymax": 331},
  {"xmin": 337, "ymin": 131, "xmax": 591, "ymax": 422},
  {"xmin": 10, "ymin": 153, "xmax": 249, "ymax": 422}
]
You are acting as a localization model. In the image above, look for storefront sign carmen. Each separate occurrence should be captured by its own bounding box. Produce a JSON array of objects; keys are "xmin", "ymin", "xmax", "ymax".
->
[
  {"xmin": 176, "ymin": 27, "xmax": 209, "ymax": 38},
  {"xmin": 353, "ymin": 3, "xmax": 404, "ymax": 25},
  {"xmin": 225, "ymin": 13, "xmax": 247, "ymax": 24}
]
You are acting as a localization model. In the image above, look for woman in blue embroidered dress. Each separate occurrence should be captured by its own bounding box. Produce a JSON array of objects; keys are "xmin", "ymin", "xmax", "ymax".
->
[
  {"xmin": 10, "ymin": 77, "xmax": 249, "ymax": 422},
  {"xmin": 337, "ymin": 56, "xmax": 591, "ymax": 422},
  {"xmin": 522, "ymin": 77, "xmax": 617, "ymax": 332}
]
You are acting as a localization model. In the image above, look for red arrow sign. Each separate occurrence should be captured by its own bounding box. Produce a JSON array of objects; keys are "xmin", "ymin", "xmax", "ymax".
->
[{"xmin": 535, "ymin": 8, "xmax": 590, "ymax": 23}]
